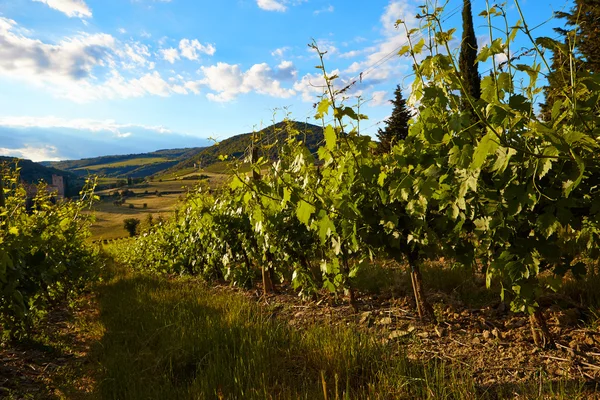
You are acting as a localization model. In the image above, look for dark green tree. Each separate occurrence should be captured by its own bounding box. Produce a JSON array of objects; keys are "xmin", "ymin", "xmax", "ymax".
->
[
  {"xmin": 375, "ymin": 85, "xmax": 412, "ymax": 153},
  {"xmin": 540, "ymin": 42, "xmax": 571, "ymax": 120},
  {"xmin": 458, "ymin": 0, "xmax": 481, "ymax": 111},
  {"xmin": 557, "ymin": 0, "xmax": 600, "ymax": 72},
  {"xmin": 123, "ymin": 218, "xmax": 140, "ymax": 237},
  {"xmin": 542, "ymin": 0, "xmax": 600, "ymax": 118}
]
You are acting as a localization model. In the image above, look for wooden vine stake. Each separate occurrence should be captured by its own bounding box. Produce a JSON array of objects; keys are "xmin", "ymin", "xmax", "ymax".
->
[
  {"xmin": 251, "ymin": 143, "xmax": 274, "ymax": 295},
  {"xmin": 408, "ymin": 252, "xmax": 435, "ymax": 321},
  {"xmin": 530, "ymin": 309, "xmax": 554, "ymax": 349}
]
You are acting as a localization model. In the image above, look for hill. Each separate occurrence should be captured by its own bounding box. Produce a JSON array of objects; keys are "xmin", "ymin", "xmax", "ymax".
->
[
  {"xmin": 0, "ymin": 156, "xmax": 84, "ymax": 197},
  {"xmin": 169, "ymin": 121, "xmax": 324, "ymax": 173},
  {"xmin": 44, "ymin": 147, "xmax": 206, "ymax": 179},
  {"xmin": 43, "ymin": 121, "xmax": 324, "ymax": 181}
]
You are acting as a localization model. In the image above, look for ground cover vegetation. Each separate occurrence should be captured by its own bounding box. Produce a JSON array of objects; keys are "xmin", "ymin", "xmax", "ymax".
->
[{"xmin": 3, "ymin": 0, "xmax": 600, "ymax": 398}]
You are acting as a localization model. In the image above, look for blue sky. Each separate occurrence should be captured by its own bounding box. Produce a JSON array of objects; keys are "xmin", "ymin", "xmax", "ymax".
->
[{"xmin": 0, "ymin": 0, "xmax": 569, "ymax": 161}]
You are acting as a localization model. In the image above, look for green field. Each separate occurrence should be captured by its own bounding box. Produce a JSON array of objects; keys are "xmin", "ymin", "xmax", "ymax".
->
[
  {"xmin": 89, "ymin": 173, "xmax": 229, "ymax": 240},
  {"xmin": 74, "ymin": 157, "xmax": 169, "ymax": 171}
]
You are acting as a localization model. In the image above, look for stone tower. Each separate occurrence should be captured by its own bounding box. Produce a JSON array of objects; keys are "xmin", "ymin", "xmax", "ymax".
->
[{"xmin": 52, "ymin": 175, "xmax": 65, "ymax": 199}]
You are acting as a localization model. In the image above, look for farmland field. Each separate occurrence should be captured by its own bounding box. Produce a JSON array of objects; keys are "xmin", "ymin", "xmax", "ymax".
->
[
  {"xmin": 74, "ymin": 157, "xmax": 169, "ymax": 171},
  {"xmin": 89, "ymin": 172, "xmax": 229, "ymax": 240}
]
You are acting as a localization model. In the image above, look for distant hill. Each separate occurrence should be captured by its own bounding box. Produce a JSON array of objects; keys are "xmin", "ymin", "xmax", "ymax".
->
[
  {"xmin": 169, "ymin": 121, "xmax": 324, "ymax": 173},
  {"xmin": 44, "ymin": 147, "xmax": 206, "ymax": 179},
  {"xmin": 42, "ymin": 121, "xmax": 324, "ymax": 181},
  {"xmin": 0, "ymin": 156, "xmax": 84, "ymax": 197}
]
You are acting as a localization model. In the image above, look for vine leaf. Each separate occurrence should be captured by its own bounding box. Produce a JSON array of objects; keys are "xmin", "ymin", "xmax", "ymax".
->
[
  {"xmin": 296, "ymin": 199, "xmax": 315, "ymax": 226},
  {"xmin": 324, "ymin": 125, "xmax": 336, "ymax": 152}
]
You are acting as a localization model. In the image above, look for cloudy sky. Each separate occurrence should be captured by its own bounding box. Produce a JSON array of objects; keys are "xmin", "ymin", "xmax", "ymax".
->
[{"xmin": 0, "ymin": 0, "xmax": 566, "ymax": 161}]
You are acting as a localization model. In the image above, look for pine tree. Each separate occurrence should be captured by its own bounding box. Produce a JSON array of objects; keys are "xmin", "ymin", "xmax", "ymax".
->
[
  {"xmin": 540, "ymin": 42, "xmax": 570, "ymax": 120},
  {"xmin": 376, "ymin": 85, "xmax": 412, "ymax": 153},
  {"xmin": 458, "ymin": 0, "xmax": 481, "ymax": 111},
  {"xmin": 541, "ymin": 0, "xmax": 600, "ymax": 119},
  {"xmin": 557, "ymin": 0, "xmax": 600, "ymax": 73}
]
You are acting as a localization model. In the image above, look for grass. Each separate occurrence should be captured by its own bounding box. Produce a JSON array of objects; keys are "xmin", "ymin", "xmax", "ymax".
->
[
  {"xmin": 74, "ymin": 157, "xmax": 169, "ymax": 171},
  {"xmin": 2, "ymin": 259, "xmax": 594, "ymax": 399},
  {"xmin": 85, "ymin": 262, "xmax": 591, "ymax": 400}
]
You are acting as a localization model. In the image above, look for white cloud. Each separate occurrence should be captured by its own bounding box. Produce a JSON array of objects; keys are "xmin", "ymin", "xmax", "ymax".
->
[
  {"xmin": 120, "ymin": 42, "xmax": 151, "ymax": 69},
  {"xmin": 339, "ymin": 48, "xmax": 370, "ymax": 59},
  {"xmin": 293, "ymin": 67, "xmax": 362, "ymax": 103},
  {"xmin": 32, "ymin": 0, "xmax": 92, "ymax": 18},
  {"xmin": 314, "ymin": 5, "xmax": 334, "ymax": 15},
  {"xmin": 369, "ymin": 90, "xmax": 388, "ymax": 106},
  {"xmin": 0, "ymin": 17, "xmax": 115, "ymax": 84},
  {"xmin": 0, "ymin": 18, "xmax": 205, "ymax": 102},
  {"xmin": 310, "ymin": 39, "xmax": 337, "ymax": 58},
  {"xmin": 275, "ymin": 60, "xmax": 297, "ymax": 80},
  {"xmin": 256, "ymin": 0, "xmax": 287, "ymax": 12},
  {"xmin": 199, "ymin": 61, "xmax": 296, "ymax": 102},
  {"xmin": 293, "ymin": 70, "xmax": 329, "ymax": 102},
  {"xmin": 340, "ymin": 1, "xmax": 418, "ymax": 83},
  {"xmin": 182, "ymin": 80, "xmax": 202, "ymax": 95},
  {"xmin": 0, "ymin": 115, "xmax": 172, "ymax": 135},
  {"xmin": 159, "ymin": 47, "xmax": 180, "ymax": 64},
  {"xmin": 271, "ymin": 46, "xmax": 290, "ymax": 58},
  {"xmin": 118, "ymin": 28, "xmax": 127, "ymax": 34},
  {"xmin": 179, "ymin": 38, "xmax": 216, "ymax": 60},
  {"xmin": 61, "ymin": 70, "xmax": 178, "ymax": 101},
  {"xmin": 0, "ymin": 145, "xmax": 61, "ymax": 162}
]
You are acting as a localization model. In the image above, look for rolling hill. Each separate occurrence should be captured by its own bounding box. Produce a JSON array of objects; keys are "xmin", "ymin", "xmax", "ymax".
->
[
  {"xmin": 43, "ymin": 147, "xmax": 206, "ymax": 179},
  {"xmin": 43, "ymin": 121, "xmax": 324, "ymax": 180},
  {"xmin": 167, "ymin": 120, "xmax": 324, "ymax": 173}
]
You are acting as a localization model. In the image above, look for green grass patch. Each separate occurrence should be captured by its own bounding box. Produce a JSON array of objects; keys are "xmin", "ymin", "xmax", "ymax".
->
[
  {"xmin": 75, "ymin": 157, "xmax": 169, "ymax": 171},
  {"xmin": 88, "ymin": 265, "xmax": 591, "ymax": 399}
]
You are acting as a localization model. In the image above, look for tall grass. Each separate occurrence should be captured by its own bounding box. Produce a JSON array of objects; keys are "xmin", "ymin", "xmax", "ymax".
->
[{"xmin": 89, "ymin": 265, "xmax": 591, "ymax": 399}]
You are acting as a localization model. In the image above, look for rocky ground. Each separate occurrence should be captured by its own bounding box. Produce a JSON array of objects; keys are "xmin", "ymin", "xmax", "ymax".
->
[{"xmin": 228, "ymin": 283, "xmax": 600, "ymax": 396}]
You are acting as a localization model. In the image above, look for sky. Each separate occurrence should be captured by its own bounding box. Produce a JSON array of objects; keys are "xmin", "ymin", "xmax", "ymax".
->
[{"xmin": 0, "ymin": 0, "xmax": 571, "ymax": 161}]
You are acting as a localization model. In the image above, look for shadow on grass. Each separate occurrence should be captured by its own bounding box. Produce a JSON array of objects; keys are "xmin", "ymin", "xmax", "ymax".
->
[{"xmin": 91, "ymin": 268, "xmax": 594, "ymax": 400}]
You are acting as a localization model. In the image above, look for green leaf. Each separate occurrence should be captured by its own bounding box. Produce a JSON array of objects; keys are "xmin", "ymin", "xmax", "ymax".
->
[
  {"xmin": 535, "ymin": 36, "xmax": 559, "ymax": 50},
  {"xmin": 8, "ymin": 226, "xmax": 18, "ymax": 235},
  {"xmin": 377, "ymin": 170, "xmax": 387, "ymax": 187},
  {"xmin": 470, "ymin": 130, "xmax": 499, "ymax": 170},
  {"xmin": 317, "ymin": 213, "xmax": 335, "ymax": 244},
  {"xmin": 535, "ymin": 146, "xmax": 558, "ymax": 179},
  {"xmin": 230, "ymin": 175, "xmax": 244, "ymax": 190},
  {"xmin": 563, "ymin": 154, "xmax": 585, "ymax": 198},
  {"xmin": 296, "ymin": 200, "xmax": 315, "ymax": 226},
  {"xmin": 413, "ymin": 37, "xmax": 425, "ymax": 54},
  {"xmin": 537, "ymin": 212, "xmax": 560, "ymax": 238},
  {"xmin": 316, "ymin": 98, "xmax": 331, "ymax": 118},
  {"xmin": 282, "ymin": 187, "xmax": 291, "ymax": 204},
  {"xmin": 491, "ymin": 147, "xmax": 516, "ymax": 174},
  {"xmin": 474, "ymin": 217, "xmax": 491, "ymax": 232},
  {"xmin": 324, "ymin": 125, "xmax": 336, "ymax": 152},
  {"xmin": 398, "ymin": 45, "xmax": 411, "ymax": 56}
]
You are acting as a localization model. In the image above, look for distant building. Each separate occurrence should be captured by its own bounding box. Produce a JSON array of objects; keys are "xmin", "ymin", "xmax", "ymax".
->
[
  {"xmin": 51, "ymin": 175, "xmax": 65, "ymax": 199},
  {"xmin": 23, "ymin": 174, "xmax": 65, "ymax": 200}
]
